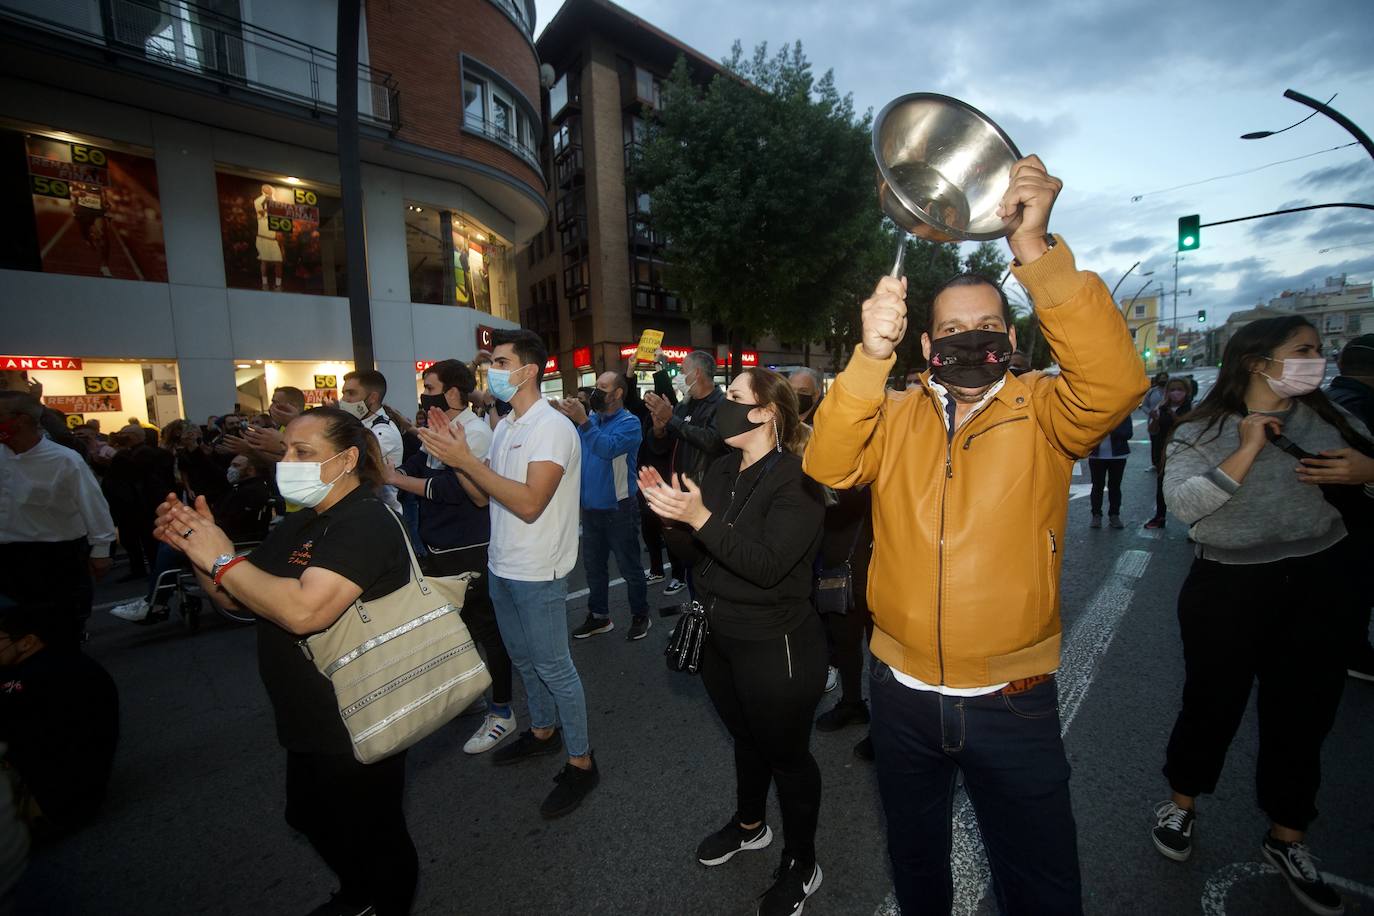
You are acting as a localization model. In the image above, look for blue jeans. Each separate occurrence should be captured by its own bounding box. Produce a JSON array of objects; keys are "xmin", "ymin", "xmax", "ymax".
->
[
  {"xmin": 487, "ymin": 573, "xmax": 590, "ymax": 757},
  {"xmin": 582, "ymin": 499, "xmax": 649, "ymax": 620},
  {"xmin": 870, "ymin": 661, "xmax": 1082, "ymax": 915}
]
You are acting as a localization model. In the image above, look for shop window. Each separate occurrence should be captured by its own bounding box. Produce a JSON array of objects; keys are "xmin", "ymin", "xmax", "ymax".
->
[
  {"xmin": 404, "ymin": 201, "xmax": 509, "ymax": 315},
  {"xmin": 0, "ymin": 128, "xmax": 169, "ymax": 281},
  {"xmin": 215, "ymin": 170, "xmax": 346, "ymax": 295}
]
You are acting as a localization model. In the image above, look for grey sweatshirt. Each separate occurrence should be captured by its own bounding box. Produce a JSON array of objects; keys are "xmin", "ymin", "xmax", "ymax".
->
[{"xmin": 1163, "ymin": 401, "xmax": 1372, "ymax": 564}]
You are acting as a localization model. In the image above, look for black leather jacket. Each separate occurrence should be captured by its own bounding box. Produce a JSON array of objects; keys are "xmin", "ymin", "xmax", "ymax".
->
[{"xmin": 650, "ymin": 385, "xmax": 728, "ymax": 482}]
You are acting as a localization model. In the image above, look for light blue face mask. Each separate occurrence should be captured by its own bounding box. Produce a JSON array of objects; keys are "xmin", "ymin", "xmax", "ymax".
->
[{"xmin": 487, "ymin": 365, "xmax": 529, "ymax": 402}]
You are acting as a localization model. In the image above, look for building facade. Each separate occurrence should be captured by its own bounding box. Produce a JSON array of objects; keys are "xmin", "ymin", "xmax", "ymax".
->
[
  {"xmin": 1215, "ymin": 275, "xmax": 1373, "ymax": 362},
  {"xmin": 520, "ymin": 0, "xmax": 821, "ymax": 396},
  {"xmin": 0, "ymin": 0, "xmax": 546, "ymax": 425}
]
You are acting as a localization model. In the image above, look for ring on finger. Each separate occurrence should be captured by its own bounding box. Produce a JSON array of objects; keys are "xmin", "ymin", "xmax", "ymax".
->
[{"xmin": 181, "ymin": 527, "xmax": 194, "ymax": 538}]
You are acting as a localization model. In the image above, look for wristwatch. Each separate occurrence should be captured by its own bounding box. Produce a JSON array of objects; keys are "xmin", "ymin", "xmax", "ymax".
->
[
  {"xmin": 210, "ymin": 553, "xmax": 236, "ymax": 581},
  {"xmin": 1012, "ymin": 233, "xmax": 1057, "ymax": 267}
]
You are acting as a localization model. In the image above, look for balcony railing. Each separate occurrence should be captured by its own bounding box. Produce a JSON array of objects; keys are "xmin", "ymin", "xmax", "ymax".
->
[
  {"xmin": 464, "ymin": 113, "xmax": 540, "ymax": 170},
  {"xmin": 0, "ymin": 0, "xmax": 399, "ymax": 130},
  {"xmin": 554, "ymin": 144, "xmax": 583, "ymax": 189}
]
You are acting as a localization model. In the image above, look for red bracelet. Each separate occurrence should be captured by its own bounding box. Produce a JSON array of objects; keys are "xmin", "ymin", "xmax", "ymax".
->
[{"xmin": 213, "ymin": 555, "xmax": 248, "ymax": 588}]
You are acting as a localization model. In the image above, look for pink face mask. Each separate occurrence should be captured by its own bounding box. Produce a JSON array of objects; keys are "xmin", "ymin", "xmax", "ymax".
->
[
  {"xmin": 1258, "ymin": 357, "xmax": 1326, "ymax": 398},
  {"xmin": 1167, "ymin": 389, "xmax": 1186, "ymax": 404}
]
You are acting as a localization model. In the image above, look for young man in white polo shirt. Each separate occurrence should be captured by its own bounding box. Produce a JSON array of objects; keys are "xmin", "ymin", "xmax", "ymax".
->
[{"xmin": 416, "ymin": 329, "xmax": 597, "ymax": 819}]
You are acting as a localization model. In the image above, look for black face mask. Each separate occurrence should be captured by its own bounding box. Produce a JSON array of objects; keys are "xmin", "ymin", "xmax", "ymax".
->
[
  {"xmin": 928, "ymin": 329, "xmax": 1013, "ymax": 388},
  {"xmin": 796, "ymin": 393, "xmax": 815, "ymax": 416},
  {"xmin": 716, "ymin": 398, "xmax": 765, "ymax": 442},
  {"xmin": 589, "ymin": 389, "xmax": 609, "ymax": 412},
  {"xmin": 419, "ymin": 392, "xmax": 448, "ymax": 413}
]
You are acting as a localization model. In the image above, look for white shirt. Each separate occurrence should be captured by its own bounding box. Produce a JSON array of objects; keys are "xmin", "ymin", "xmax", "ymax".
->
[
  {"xmin": 0, "ymin": 437, "xmax": 117, "ymax": 557},
  {"xmin": 365, "ymin": 411, "xmax": 404, "ymax": 512},
  {"xmin": 426, "ymin": 407, "xmax": 493, "ymax": 467},
  {"xmin": 486, "ymin": 398, "xmax": 581, "ymax": 581}
]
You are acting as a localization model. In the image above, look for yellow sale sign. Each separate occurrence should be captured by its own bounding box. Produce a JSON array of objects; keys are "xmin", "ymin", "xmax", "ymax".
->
[{"xmin": 634, "ymin": 329, "xmax": 664, "ymax": 364}]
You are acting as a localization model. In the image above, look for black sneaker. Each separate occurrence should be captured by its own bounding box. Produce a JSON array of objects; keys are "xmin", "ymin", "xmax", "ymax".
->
[
  {"xmin": 540, "ymin": 754, "xmax": 599, "ymax": 819},
  {"xmin": 853, "ymin": 735, "xmax": 874, "ymax": 761},
  {"xmin": 627, "ymin": 615, "xmax": 652, "ymax": 641},
  {"xmin": 815, "ymin": 701, "xmax": 870, "ymax": 733},
  {"xmin": 1347, "ymin": 645, "xmax": 1374, "ymax": 683},
  {"xmin": 1089, "ymin": 514, "xmax": 1102, "ymax": 529},
  {"xmin": 664, "ymin": 578, "xmax": 686, "ymax": 596},
  {"xmin": 306, "ymin": 893, "xmax": 375, "ymax": 916},
  {"xmin": 697, "ymin": 819, "xmax": 773, "ymax": 866},
  {"xmin": 571, "ymin": 614, "xmax": 614, "ymax": 639},
  {"xmin": 1151, "ymin": 801, "xmax": 1195, "ymax": 862},
  {"xmin": 1261, "ymin": 835, "xmax": 1345, "ymax": 915},
  {"xmin": 491, "ymin": 728, "xmax": 563, "ymax": 766},
  {"xmin": 757, "ymin": 854, "xmax": 822, "ymax": 916}
]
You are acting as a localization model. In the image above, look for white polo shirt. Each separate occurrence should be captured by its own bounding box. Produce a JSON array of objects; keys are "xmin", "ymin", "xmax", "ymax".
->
[
  {"xmin": 426, "ymin": 407, "xmax": 493, "ymax": 466},
  {"xmin": 365, "ymin": 411, "xmax": 404, "ymax": 512},
  {"xmin": 486, "ymin": 398, "xmax": 581, "ymax": 581}
]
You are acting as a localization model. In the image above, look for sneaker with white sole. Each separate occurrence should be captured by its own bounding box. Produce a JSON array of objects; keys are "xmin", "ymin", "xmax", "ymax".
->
[
  {"xmin": 571, "ymin": 613, "xmax": 614, "ymax": 639},
  {"xmin": 109, "ymin": 599, "xmax": 150, "ymax": 622},
  {"xmin": 646, "ymin": 572, "xmax": 665, "ymax": 584},
  {"xmin": 627, "ymin": 615, "xmax": 652, "ymax": 641},
  {"xmin": 757, "ymin": 854, "xmax": 822, "ymax": 916},
  {"xmin": 1261, "ymin": 834, "xmax": 1345, "ymax": 915},
  {"xmin": 697, "ymin": 819, "xmax": 773, "ymax": 866},
  {"xmin": 1151, "ymin": 800, "xmax": 1195, "ymax": 861},
  {"xmin": 463, "ymin": 712, "xmax": 516, "ymax": 755},
  {"xmin": 824, "ymin": 666, "xmax": 838, "ymax": 693},
  {"xmin": 663, "ymin": 578, "xmax": 686, "ymax": 596}
]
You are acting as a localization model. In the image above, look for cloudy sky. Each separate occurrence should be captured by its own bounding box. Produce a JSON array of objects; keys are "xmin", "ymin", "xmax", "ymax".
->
[{"xmin": 535, "ymin": 0, "xmax": 1374, "ymax": 327}]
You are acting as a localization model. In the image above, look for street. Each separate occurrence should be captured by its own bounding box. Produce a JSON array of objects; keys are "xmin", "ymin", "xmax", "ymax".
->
[{"xmin": 16, "ymin": 410, "xmax": 1374, "ymax": 916}]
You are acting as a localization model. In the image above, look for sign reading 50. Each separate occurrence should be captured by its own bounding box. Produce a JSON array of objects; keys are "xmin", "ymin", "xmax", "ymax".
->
[
  {"xmin": 293, "ymin": 188, "xmax": 318, "ymax": 206},
  {"xmin": 70, "ymin": 143, "xmax": 108, "ymax": 166},
  {"xmin": 84, "ymin": 376, "xmax": 121, "ymax": 394},
  {"xmin": 266, "ymin": 214, "xmax": 294, "ymax": 232},
  {"xmin": 30, "ymin": 175, "xmax": 70, "ymax": 199}
]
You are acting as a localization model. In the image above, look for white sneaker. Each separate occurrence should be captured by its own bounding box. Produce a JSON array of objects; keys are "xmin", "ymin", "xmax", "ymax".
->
[
  {"xmin": 109, "ymin": 599, "xmax": 150, "ymax": 621},
  {"xmin": 463, "ymin": 712, "xmax": 516, "ymax": 755},
  {"xmin": 825, "ymin": 666, "xmax": 839, "ymax": 693},
  {"xmin": 664, "ymin": 578, "xmax": 686, "ymax": 596}
]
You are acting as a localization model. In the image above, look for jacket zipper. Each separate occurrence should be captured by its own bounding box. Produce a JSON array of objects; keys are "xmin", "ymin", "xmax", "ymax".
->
[
  {"xmin": 962, "ymin": 415, "xmax": 1030, "ymax": 450},
  {"xmin": 936, "ymin": 439, "xmax": 951, "ymax": 684},
  {"xmin": 784, "ymin": 634, "xmax": 793, "ymax": 679}
]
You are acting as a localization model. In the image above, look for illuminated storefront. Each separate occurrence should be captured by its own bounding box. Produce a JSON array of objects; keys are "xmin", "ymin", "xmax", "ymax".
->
[
  {"xmin": 618, "ymin": 344, "xmax": 758, "ymax": 392},
  {"xmin": 4, "ymin": 355, "xmax": 180, "ymax": 428},
  {"xmin": 405, "ymin": 203, "xmax": 515, "ymax": 321}
]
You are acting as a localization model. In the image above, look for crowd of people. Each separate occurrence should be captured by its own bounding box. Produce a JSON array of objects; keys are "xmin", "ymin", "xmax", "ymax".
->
[{"xmin": 2, "ymin": 156, "xmax": 1373, "ymax": 916}]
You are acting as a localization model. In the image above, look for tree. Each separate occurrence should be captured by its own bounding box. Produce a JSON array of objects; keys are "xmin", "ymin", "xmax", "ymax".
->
[{"xmin": 635, "ymin": 42, "xmax": 879, "ymax": 375}]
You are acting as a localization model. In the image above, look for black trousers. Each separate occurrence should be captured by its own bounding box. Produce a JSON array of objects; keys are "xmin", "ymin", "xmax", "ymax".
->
[
  {"xmin": 284, "ymin": 750, "xmax": 417, "ymax": 915},
  {"xmin": 1087, "ymin": 458, "xmax": 1126, "ymax": 517},
  {"xmin": 422, "ymin": 545, "xmax": 512, "ymax": 707},
  {"xmin": 822, "ymin": 563, "xmax": 872, "ymax": 706},
  {"xmin": 1163, "ymin": 542, "xmax": 1353, "ymax": 830},
  {"xmin": 637, "ymin": 490, "xmax": 680, "ymax": 581},
  {"xmin": 700, "ymin": 611, "xmax": 827, "ymax": 867},
  {"xmin": 0, "ymin": 539, "xmax": 93, "ymax": 646}
]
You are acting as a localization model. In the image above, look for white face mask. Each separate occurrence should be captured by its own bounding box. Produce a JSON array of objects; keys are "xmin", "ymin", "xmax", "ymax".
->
[
  {"xmin": 338, "ymin": 398, "xmax": 371, "ymax": 420},
  {"xmin": 275, "ymin": 451, "xmax": 349, "ymax": 508},
  {"xmin": 1258, "ymin": 357, "xmax": 1325, "ymax": 398},
  {"xmin": 226, "ymin": 466, "xmax": 243, "ymax": 485},
  {"xmin": 673, "ymin": 373, "xmax": 690, "ymax": 396}
]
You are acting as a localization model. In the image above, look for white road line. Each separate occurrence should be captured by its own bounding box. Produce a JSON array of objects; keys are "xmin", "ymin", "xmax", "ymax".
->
[
  {"xmin": 875, "ymin": 548, "xmax": 1153, "ymax": 916},
  {"xmin": 1069, "ymin": 483, "xmax": 1093, "ymax": 501},
  {"xmin": 1201, "ymin": 861, "xmax": 1374, "ymax": 915}
]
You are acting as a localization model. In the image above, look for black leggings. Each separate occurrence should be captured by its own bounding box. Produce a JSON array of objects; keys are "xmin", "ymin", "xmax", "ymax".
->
[
  {"xmin": 701, "ymin": 611, "xmax": 828, "ymax": 868},
  {"xmin": 285, "ymin": 750, "xmax": 417, "ymax": 915},
  {"xmin": 1087, "ymin": 458, "xmax": 1126, "ymax": 516},
  {"xmin": 1162, "ymin": 541, "xmax": 1353, "ymax": 830},
  {"xmin": 422, "ymin": 546, "xmax": 512, "ymax": 706}
]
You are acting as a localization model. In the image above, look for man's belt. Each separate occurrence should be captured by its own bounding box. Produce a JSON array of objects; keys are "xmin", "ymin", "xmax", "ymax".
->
[{"xmin": 993, "ymin": 673, "xmax": 1054, "ymax": 697}]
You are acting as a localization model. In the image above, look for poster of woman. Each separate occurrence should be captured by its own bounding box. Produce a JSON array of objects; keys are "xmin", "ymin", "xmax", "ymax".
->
[{"xmin": 216, "ymin": 172, "xmax": 346, "ymax": 295}]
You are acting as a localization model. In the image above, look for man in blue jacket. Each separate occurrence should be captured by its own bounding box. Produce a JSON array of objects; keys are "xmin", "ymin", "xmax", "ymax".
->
[{"xmin": 557, "ymin": 372, "xmax": 652, "ymax": 641}]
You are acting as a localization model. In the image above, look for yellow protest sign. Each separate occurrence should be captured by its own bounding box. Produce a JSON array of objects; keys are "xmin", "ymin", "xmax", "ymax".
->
[{"xmin": 634, "ymin": 329, "xmax": 664, "ymax": 364}]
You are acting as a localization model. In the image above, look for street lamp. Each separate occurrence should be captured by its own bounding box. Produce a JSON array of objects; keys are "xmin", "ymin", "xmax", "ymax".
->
[
  {"xmin": 1110, "ymin": 261, "xmax": 1142, "ymax": 300},
  {"xmin": 1240, "ymin": 92, "xmax": 1333, "ymax": 140},
  {"xmin": 1242, "ymin": 90, "xmax": 1374, "ymax": 163}
]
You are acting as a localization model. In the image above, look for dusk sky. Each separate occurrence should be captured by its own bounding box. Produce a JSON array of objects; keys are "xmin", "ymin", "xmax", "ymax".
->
[{"xmin": 535, "ymin": 0, "xmax": 1374, "ymax": 327}]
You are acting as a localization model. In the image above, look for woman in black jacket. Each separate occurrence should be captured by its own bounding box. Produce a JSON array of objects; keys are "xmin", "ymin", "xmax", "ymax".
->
[
  {"xmin": 641, "ymin": 367, "xmax": 827, "ymax": 916},
  {"xmin": 1144, "ymin": 378, "xmax": 1194, "ymax": 529}
]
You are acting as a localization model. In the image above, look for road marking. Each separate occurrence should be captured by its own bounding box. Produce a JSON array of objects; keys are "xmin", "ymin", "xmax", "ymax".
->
[
  {"xmin": 874, "ymin": 548, "xmax": 1153, "ymax": 916},
  {"xmin": 1069, "ymin": 484, "xmax": 1092, "ymax": 501},
  {"xmin": 1201, "ymin": 861, "xmax": 1374, "ymax": 915}
]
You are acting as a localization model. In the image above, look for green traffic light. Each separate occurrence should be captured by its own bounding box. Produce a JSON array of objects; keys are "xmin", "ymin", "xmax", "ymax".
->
[{"xmin": 1178, "ymin": 214, "xmax": 1201, "ymax": 252}]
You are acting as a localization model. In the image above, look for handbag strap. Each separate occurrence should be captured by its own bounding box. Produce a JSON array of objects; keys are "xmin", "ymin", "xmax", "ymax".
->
[{"xmin": 697, "ymin": 451, "xmax": 782, "ymax": 578}]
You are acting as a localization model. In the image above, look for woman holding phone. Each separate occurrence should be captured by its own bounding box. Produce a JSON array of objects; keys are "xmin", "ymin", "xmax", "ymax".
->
[{"xmin": 641, "ymin": 367, "xmax": 827, "ymax": 916}]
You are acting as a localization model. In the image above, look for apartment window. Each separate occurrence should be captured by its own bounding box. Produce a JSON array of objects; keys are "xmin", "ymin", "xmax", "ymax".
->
[
  {"xmin": 1134, "ymin": 304, "xmax": 1145, "ymax": 318},
  {"xmin": 463, "ymin": 77, "xmax": 486, "ymax": 125},
  {"xmin": 462, "ymin": 63, "xmax": 538, "ymax": 165}
]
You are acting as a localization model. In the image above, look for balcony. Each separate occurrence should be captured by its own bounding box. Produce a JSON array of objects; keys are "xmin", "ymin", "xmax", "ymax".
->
[
  {"xmin": 560, "ymin": 216, "xmax": 588, "ymax": 253},
  {"xmin": 620, "ymin": 63, "xmax": 660, "ymax": 112},
  {"xmin": 555, "ymin": 189, "xmax": 586, "ymax": 230},
  {"xmin": 0, "ymin": 0, "xmax": 399, "ymax": 130},
  {"xmin": 628, "ymin": 215, "xmax": 663, "ymax": 249},
  {"xmin": 563, "ymin": 259, "xmax": 589, "ymax": 297},
  {"xmin": 464, "ymin": 112, "xmax": 540, "ymax": 170},
  {"xmin": 549, "ymin": 69, "xmax": 581, "ymax": 120},
  {"xmin": 554, "ymin": 144, "xmax": 584, "ymax": 189}
]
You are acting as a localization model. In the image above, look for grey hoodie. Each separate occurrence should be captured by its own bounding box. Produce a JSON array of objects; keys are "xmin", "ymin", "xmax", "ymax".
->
[{"xmin": 1163, "ymin": 401, "xmax": 1372, "ymax": 564}]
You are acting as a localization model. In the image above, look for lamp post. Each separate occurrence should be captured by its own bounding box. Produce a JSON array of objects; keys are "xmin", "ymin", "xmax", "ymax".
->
[
  {"xmin": 1242, "ymin": 90, "xmax": 1374, "ymax": 163},
  {"xmin": 1111, "ymin": 261, "xmax": 1142, "ymax": 300}
]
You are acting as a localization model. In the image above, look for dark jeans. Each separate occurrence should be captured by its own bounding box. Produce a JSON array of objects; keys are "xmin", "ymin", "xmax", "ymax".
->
[
  {"xmin": 870, "ymin": 663, "xmax": 1082, "ymax": 915},
  {"xmin": 1087, "ymin": 458, "xmax": 1126, "ymax": 517},
  {"xmin": 144, "ymin": 542, "xmax": 186, "ymax": 605},
  {"xmin": 0, "ymin": 539, "xmax": 93, "ymax": 647},
  {"xmin": 1162, "ymin": 543, "xmax": 1351, "ymax": 830},
  {"xmin": 112, "ymin": 511, "xmax": 152, "ymax": 576},
  {"xmin": 637, "ymin": 489, "xmax": 680, "ymax": 581},
  {"xmin": 284, "ymin": 750, "xmax": 417, "ymax": 915},
  {"xmin": 422, "ymin": 546, "xmax": 511, "ymax": 706},
  {"xmin": 701, "ymin": 611, "xmax": 827, "ymax": 869},
  {"xmin": 582, "ymin": 500, "xmax": 649, "ymax": 620}
]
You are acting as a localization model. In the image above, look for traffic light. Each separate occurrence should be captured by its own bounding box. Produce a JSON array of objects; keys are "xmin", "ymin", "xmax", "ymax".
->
[
  {"xmin": 1178, "ymin": 214, "xmax": 1200, "ymax": 251},
  {"xmin": 1144, "ymin": 347, "xmax": 1153, "ymax": 359},
  {"xmin": 1196, "ymin": 309, "xmax": 1206, "ymax": 323}
]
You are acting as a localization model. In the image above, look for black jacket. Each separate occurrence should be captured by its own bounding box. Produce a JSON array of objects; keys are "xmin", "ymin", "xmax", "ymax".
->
[
  {"xmin": 664, "ymin": 450, "xmax": 825, "ymax": 639},
  {"xmin": 212, "ymin": 476, "xmax": 273, "ymax": 543},
  {"xmin": 650, "ymin": 386, "xmax": 728, "ymax": 482},
  {"xmin": 1328, "ymin": 376, "xmax": 1374, "ymax": 430}
]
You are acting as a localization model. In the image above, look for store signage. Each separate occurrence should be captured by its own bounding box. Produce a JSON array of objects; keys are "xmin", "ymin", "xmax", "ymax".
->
[
  {"xmin": 46, "ymin": 394, "xmax": 122, "ymax": 413},
  {"xmin": 415, "ymin": 360, "xmax": 437, "ymax": 373},
  {"xmin": 0, "ymin": 355, "xmax": 83, "ymax": 370},
  {"xmin": 304, "ymin": 388, "xmax": 336, "ymax": 406},
  {"xmin": 313, "ymin": 374, "xmax": 338, "ymax": 390},
  {"xmin": 65, "ymin": 413, "xmax": 85, "ymax": 429},
  {"xmin": 544, "ymin": 356, "xmax": 560, "ymax": 376},
  {"xmin": 476, "ymin": 325, "xmax": 496, "ymax": 352},
  {"xmin": 84, "ymin": 376, "xmax": 120, "ymax": 394},
  {"xmin": 573, "ymin": 346, "xmax": 592, "ymax": 369},
  {"xmin": 617, "ymin": 345, "xmax": 757, "ymax": 368}
]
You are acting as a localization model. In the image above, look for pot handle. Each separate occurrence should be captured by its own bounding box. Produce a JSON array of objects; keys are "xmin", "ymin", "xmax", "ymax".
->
[{"xmin": 889, "ymin": 232, "xmax": 908, "ymax": 278}]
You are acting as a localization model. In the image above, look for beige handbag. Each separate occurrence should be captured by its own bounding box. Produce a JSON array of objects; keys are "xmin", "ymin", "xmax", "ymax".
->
[{"xmin": 299, "ymin": 508, "xmax": 492, "ymax": 764}]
